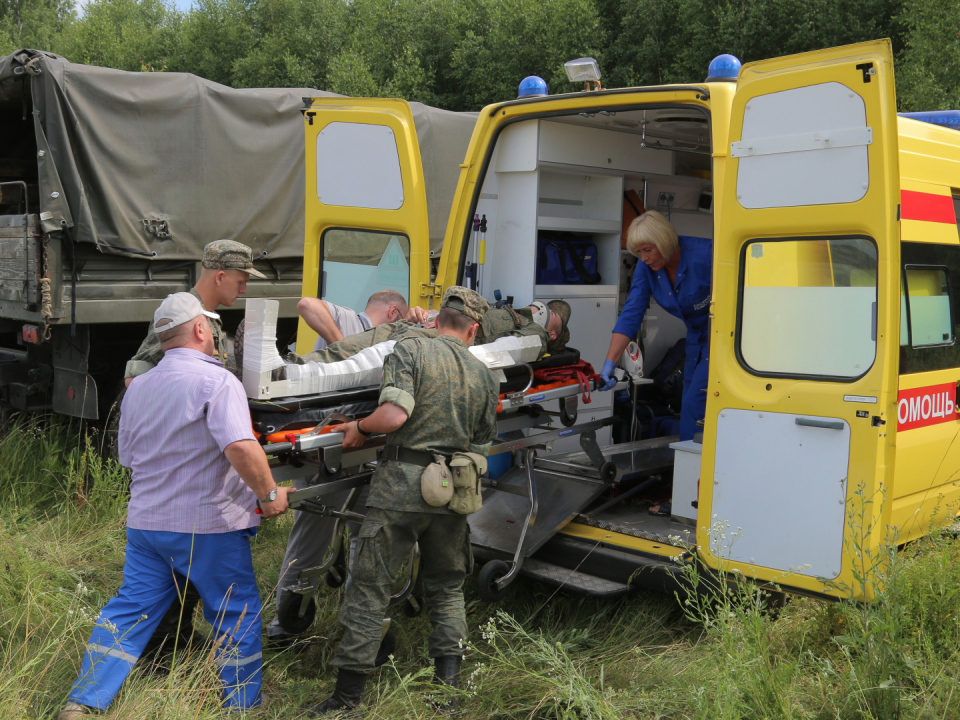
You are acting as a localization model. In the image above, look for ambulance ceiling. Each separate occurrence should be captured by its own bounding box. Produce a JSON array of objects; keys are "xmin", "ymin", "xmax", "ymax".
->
[{"xmin": 550, "ymin": 107, "xmax": 710, "ymax": 151}]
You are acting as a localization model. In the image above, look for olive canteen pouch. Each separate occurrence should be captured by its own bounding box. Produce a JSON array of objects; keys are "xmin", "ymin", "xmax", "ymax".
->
[
  {"xmin": 420, "ymin": 454, "xmax": 454, "ymax": 507},
  {"xmin": 448, "ymin": 452, "xmax": 488, "ymax": 515}
]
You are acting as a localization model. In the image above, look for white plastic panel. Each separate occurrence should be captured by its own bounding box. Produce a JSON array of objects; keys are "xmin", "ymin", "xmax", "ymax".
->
[
  {"xmin": 735, "ymin": 82, "xmax": 870, "ymax": 208},
  {"xmin": 316, "ymin": 122, "xmax": 404, "ymax": 209},
  {"xmin": 539, "ymin": 121, "xmax": 674, "ymax": 175},
  {"xmin": 712, "ymin": 409, "xmax": 850, "ymax": 578}
]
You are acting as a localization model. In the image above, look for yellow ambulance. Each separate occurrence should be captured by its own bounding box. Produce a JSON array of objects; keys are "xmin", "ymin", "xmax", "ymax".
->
[{"xmin": 297, "ymin": 39, "xmax": 960, "ymax": 603}]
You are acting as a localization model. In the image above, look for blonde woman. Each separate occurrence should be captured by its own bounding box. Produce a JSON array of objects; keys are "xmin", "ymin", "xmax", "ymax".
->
[{"xmin": 598, "ymin": 211, "xmax": 712, "ymax": 514}]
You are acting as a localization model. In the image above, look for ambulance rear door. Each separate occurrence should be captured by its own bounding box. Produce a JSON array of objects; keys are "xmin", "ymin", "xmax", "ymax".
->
[
  {"xmin": 297, "ymin": 98, "xmax": 432, "ymax": 354},
  {"xmin": 702, "ymin": 40, "xmax": 900, "ymax": 601}
]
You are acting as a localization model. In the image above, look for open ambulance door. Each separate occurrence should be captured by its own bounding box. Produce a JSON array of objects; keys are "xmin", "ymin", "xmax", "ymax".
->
[
  {"xmin": 701, "ymin": 40, "xmax": 900, "ymax": 601},
  {"xmin": 296, "ymin": 98, "xmax": 432, "ymax": 354}
]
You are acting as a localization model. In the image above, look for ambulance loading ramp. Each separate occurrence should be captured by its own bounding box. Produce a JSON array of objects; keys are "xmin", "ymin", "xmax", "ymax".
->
[{"xmin": 469, "ymin": 435, "xmax": 676, "ymax": 599}]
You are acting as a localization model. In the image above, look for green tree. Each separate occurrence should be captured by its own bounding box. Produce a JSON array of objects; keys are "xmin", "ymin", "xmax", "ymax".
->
[
  {"xmin": 0, "ymin": 0, "xmax": 74, "ymax": 56},
  {"xmin": 896, "ymin": 0, "xmax": 960, "ymax": 110}
]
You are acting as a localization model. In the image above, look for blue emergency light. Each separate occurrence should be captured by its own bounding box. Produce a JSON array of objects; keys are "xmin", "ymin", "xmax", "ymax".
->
[
  {"xmin": 518, "ymin": 76, "xmax": 548, "ymax": 99},
  {"xmin": 706, "ymin": 54, "xmax": 741, "ymax": 82},
  {"xmin": 899, "ymin": 110, "xmax": 960, "ymax": 130}
]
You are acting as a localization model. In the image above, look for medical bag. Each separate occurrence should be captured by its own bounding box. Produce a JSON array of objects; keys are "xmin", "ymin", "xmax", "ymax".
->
[{"xmin": 536, "ymin": 232, "xmax": 602, "ymax": 285}]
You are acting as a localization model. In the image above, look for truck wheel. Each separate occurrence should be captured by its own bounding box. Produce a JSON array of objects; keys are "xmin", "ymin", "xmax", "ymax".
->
[
  {"xmin": 277, "ymin": 592, "xmax": 316, "ymax": 635},
  {"xmin": 477, "ymin": 560, "xmax": 512, "ymax": 603}
]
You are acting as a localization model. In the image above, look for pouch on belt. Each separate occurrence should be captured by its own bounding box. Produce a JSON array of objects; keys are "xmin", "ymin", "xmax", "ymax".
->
[
  {"xmin": 448, "ymin": 452, "xmax": 488, "ymax": 515},
  {"xmin": 421, "ymin": 454, "xmax": 454, "ymax": 507}
]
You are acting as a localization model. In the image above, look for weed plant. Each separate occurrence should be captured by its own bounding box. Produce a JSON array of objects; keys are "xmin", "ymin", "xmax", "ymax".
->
[{"xmin": 2, "ymin": 417, "xmax": 960, "ymax": 718}]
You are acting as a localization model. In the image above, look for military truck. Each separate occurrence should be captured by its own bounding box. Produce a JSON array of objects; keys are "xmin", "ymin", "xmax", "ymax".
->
[{"xmin": 0, "ymin": 49, "xmax": 474, "ymax": 420}]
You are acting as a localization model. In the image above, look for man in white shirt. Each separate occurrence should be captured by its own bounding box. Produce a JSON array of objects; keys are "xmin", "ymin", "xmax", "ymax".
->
[{"xmin": 299, "ymin": 290, "xmax": 428, "ymax": 351}]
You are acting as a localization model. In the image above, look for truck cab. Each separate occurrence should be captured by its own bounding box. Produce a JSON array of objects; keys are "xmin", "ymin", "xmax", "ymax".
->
[{"xmin": 300, "ymin": 39, "xmax": 960, "ymax": 603}]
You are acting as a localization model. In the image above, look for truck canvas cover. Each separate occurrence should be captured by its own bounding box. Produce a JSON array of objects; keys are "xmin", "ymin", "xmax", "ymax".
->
[{"xmin": 0, "ymin": 49, "xmax": 475, "ymax": 260}]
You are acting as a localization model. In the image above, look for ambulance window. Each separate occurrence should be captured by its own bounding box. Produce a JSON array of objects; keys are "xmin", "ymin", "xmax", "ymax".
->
[
  {"xmin": 739, "ymin": 237, "xmax": 877, "ymax": 379},
  {"xmin": 902, "ymin": 267, "xmax": 953, "ymax": 347},
  {"xmin": 319, "ymin": 229, "xmax": 411, "ymax": 310}
]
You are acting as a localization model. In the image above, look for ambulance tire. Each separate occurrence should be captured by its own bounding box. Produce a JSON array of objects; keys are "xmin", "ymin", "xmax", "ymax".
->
[
  {"xmin": 277, "ymin": 593, "xmax": 317, "ymax": 635},
  {"xmin": 477, "ymin": 560, "xmax": 512, "ymax": 603}
]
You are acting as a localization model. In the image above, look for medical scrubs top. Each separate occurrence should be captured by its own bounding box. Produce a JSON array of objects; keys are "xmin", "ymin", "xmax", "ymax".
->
[{"xmin": 613, "ymin": 235, "xmax": 713, "ymax": 357}]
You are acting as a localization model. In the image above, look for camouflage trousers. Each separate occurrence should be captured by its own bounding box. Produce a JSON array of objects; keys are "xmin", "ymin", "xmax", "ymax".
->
[
  {"xmin": 296, "ymin": 322, "xmax": 437, "ymax": 364},
  {"xmin": 332, "ymin": 507, "xmax": 472, "ymax": 674}
]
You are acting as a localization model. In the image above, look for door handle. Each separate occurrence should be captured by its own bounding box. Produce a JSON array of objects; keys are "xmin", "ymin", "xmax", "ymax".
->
[{"xmin": 796, "ymin": 417, "xmax": 844, "ymax": 430}]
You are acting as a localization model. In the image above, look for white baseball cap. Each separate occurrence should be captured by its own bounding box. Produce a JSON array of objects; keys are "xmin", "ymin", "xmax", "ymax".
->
[
  {"xmin": 529, "ymin": 300, "xmax": 553, "ymax": 330},
  {"xmin": 154, "ymin": 292, "xmax": 220, "ymax": 333}
]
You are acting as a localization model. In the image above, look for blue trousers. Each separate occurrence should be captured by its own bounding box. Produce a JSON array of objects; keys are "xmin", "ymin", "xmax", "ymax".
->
[
  {"xmin": 69, "ymin": 527, "xmax": 262, "ymax": 710},
  {"xmin": 680, "ymin": 348, "xmax": 709, "ymax": 442}
]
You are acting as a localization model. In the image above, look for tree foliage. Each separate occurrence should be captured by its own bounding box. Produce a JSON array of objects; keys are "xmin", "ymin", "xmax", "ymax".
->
[{"xmin": 0, "ymin": 0, "xmax": 954, "ymax": 112}]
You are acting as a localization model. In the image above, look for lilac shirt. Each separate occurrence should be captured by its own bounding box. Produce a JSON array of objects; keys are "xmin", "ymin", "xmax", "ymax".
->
[{"xmin": 120, "ymin": 348, "xmax": 259, "ymax": 534}]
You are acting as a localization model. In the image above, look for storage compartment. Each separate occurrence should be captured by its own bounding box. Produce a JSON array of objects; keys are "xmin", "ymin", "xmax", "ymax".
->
[{"xmin": 669, "ymin": 439, "xmax": 701, "ymax": 525}]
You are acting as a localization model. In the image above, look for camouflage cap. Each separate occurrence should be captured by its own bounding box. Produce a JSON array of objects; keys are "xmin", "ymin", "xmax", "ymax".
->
[
  {"xmin": 546, "ymin": 299, "xmax": 572, "ymax": 353},
  {"xmin": 201, "ymin": 240, "xmax": 266, "ymax": 279},
  {"xmin": 441, "ymin": 286, "xmax": 488, "ymax": 323}
]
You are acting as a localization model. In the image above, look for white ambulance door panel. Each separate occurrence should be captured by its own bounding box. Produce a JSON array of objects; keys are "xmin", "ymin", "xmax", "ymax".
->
[
  {"xmin": 732, "ymin": 82, "xmax": 872, "ymax": 209},
  {"xmin": 713, "ymin": 409, "xmax": 849, "ymax": 578},
  {"xmin": 316, "ymin": 122, "xmax": 404, "ymax": 210}
]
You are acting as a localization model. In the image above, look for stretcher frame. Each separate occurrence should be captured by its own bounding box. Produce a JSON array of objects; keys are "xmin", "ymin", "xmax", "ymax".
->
[{"xmin": 259, "ymin": 376, "xmax": 632, "ymax": 630}]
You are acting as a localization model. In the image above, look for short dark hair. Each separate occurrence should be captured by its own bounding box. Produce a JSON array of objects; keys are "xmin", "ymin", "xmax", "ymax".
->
[{"xmin": 437, "ymin": 307, "xmax": 477, "ymax": 333}]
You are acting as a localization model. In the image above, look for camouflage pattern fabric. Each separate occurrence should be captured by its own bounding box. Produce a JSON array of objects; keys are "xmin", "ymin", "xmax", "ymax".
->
[
  {"xmin": 294, "ymin": 306, "xmax": 551, "ymax": 365},
  {"xmin": 368, "ymin": 334, "xmax": 498, "ymax": 514},
  {"xmin": 124, "ymin": 288, "xmax": 230, "ymax": 379},
  {"xmin": 332, "ymin": 507, "xmax": 472, "ymax": 674},
  {"xmin": 441, "ymin": 285, "xmax": 489, "ymax": 321},
  {"xmin": 201, "ymin": 239, "xmax": 266, "ymax": 278}
]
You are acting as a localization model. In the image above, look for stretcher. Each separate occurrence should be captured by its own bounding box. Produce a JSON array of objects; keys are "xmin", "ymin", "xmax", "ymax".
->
[{"xmin": 253, "ymin": 357, "xmax": 645, "ymax": 632}]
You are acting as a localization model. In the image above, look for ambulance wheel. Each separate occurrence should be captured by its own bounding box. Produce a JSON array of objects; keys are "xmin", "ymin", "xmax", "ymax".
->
[
  {"xmin": 277, "ymin": 593, "xmax": 316, "ymax": 635},
  {"xmin": 600, "ymin": 461, "xmax": 618, "ymax": 483},
  {"xmin": 477, "ymin": 560, "xmax": 512, "ymax": 603},
  {"xmin": 559, "ymin": 403, "xmax": 577, "ymax": 427},
  {"xmin": 402, "ymin": 594, "xmax": 424, "ymax": 618}
]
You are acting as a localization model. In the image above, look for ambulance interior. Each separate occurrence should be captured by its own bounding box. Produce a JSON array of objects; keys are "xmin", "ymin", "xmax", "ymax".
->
[{"xmin": 468, "ymin": 105, "xmax": 713, "ymax": 539}]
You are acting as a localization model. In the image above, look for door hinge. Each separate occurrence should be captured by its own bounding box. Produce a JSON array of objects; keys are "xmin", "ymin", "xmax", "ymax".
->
[{"xmin": 420, "ymin": 282, "xmax": 442, "ymax": 299}]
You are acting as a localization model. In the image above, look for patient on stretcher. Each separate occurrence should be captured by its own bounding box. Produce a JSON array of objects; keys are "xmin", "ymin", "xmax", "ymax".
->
[{"xmin": 239, "ymin": 297, "xmax": 571, "ymax": 400}]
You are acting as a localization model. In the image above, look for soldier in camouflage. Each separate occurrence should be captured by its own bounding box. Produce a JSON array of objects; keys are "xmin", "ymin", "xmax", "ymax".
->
[
  {"xmin": 291, "ymin": 298, "xmax": 571, "ymax": 365},
  {"xmin": 303, "ymin": 287, "xmax": 499, "ymax": 718},
  {"xmin": 125, "ymin": 240, "xmax": 265, "ymax": 384},
  {"xmin": 121, "ymin": 239, "xmax": 264, "ymax": 662}
]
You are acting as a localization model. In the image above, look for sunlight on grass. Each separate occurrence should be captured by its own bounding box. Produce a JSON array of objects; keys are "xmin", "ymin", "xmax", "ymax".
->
[{"xmin": 1, "ymin": 416, "xmax": 959, "ymax": 718}]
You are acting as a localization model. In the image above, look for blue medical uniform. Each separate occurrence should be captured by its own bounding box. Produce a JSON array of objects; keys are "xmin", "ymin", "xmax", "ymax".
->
[{"xmin": 613, "ymin": 235, "xmax": 713, "ymax": 441}]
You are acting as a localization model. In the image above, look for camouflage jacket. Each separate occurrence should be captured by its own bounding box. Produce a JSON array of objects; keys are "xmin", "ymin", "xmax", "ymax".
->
[
  {"xmin": 124, "ymin": 289, "xmax": 229, "ymax": 379},
  {"xmin": 298, "ymin": 306, "xmax": 551, "ymax": 365},
  {"xmin": 367, "ymin": 334, "xmax": 499, "ymax": 514}
]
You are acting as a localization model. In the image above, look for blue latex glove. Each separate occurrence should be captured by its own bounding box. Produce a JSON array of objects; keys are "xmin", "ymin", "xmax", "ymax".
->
[{"xmin": 598, "ymin": 359, "xmax": 618, "ymax": 391}]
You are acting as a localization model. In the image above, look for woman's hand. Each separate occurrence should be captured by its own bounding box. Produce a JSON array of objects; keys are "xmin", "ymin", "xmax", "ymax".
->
[{"xmin": 598, "ymin": 360, "xmax": 618, "ymax": 391}]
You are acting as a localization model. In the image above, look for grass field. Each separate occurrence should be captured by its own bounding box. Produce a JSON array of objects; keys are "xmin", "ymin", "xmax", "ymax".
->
[{"xmin": 3, "ymin": 417, "xmax": 960, "ymax": 719}]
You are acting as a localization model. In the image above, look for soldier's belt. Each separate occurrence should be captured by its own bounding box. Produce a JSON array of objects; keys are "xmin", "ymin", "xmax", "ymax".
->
[{"xmin": 383, "ymin": 444, "xmax": 448, "ymax": 468}]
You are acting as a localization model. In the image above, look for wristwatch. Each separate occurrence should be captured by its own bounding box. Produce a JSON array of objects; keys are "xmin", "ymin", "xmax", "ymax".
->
[{"xmin": 259, "ymin": 486, "xmax": 278, "ymax": 503}]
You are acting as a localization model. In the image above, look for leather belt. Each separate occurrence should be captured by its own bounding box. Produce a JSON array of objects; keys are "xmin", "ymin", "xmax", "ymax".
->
[{"xmin": 382, "ymin": 444, "xmax": 444, "ymax": 468}]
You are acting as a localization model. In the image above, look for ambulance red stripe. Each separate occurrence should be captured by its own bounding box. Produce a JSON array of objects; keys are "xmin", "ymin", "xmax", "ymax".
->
[{"xmin": 901, "ymin": 190, "xmax": 956, "ymax": 224}]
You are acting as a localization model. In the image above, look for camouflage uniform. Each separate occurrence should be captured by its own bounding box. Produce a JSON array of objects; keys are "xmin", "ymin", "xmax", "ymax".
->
[
  {"xmin": 297, "ymin": 306, "xmax": 553, "ymax": 365},
  {"xmin": 125, "ymin": 288, "xmax": 230, "ymax": 378},
  {"xmin": 124, "ymin": 240, "xmax": 263, "ymax": 379},
  {"xmin": 332, "ymin": 288, "xmax": 499, "ymax": 675}
]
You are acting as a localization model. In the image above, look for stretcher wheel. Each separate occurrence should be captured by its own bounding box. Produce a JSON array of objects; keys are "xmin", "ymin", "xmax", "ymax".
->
[
  {"xmin": 477, "ymin": 560, "xmax": 512, "ymax": 603},
  {"xmin": 374, "ymin": 628, "xmax": 397, "ymax": 666},
  {"xmin": 277, "ymin": 593, "xmax": 317, "ymax": 635},
  {"xmin": 559, "ymin": 402, "xmax": 577, "ymax": 427},
  {"xmin": 600, "ymin": 461, "xmax": 618, "ymax": 483},
  {"xmin": 402, "ymin": 594, "xmax": 424, "ymax": 618},
  {"xmin": 325, "ymin": 539, "xmax": 348, "ymax": 588},
  {"xmin": 320, "ymin": 463, "xmax": 341, "ymax": 481}
]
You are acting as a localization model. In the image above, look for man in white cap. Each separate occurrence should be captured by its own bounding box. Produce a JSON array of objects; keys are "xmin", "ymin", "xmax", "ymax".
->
[{"xmin": 59, "ymin": 292, "xmax": 292, "ymax": 720}]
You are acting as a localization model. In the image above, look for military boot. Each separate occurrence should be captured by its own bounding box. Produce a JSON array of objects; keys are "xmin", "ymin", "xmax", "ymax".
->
[
  {"xmin": 303, "ymin": 669, "xmax": 367, "ymax": 718},
  {"xmin": 433, "ymin": 655, "xmax": 462, "ymax": 712}
]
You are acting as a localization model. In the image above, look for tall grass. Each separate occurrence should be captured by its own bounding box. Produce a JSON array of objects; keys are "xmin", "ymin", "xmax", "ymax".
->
[{"xmin": 2, "ymin": 416, "xmax": 960, "ymax": 718}]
